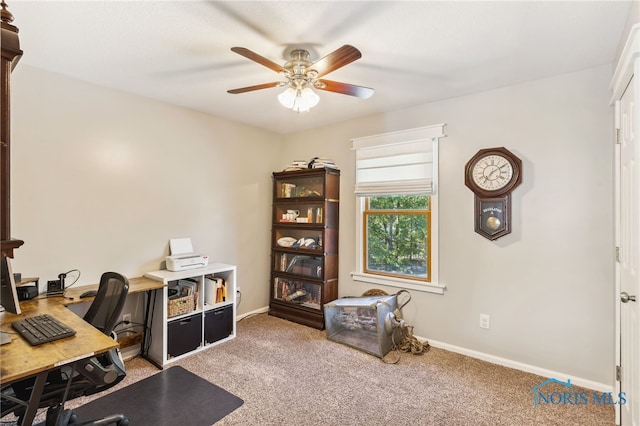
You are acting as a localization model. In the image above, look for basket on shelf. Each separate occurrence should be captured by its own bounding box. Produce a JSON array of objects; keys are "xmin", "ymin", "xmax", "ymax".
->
[{"xmin": 168, "ymin": 294, "xmax": 195, "ymax": 317}]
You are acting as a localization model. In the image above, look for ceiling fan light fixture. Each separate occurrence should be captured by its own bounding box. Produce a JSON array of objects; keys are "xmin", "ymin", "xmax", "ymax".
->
[
  {"xmin": 277, "ymin": 87, "xmax": 297, "ymax": 108},
  {"xmin": 278, "ymin": 86, "xmax": 319, "ymax": 112},
  {"xmin": 300, "ymin": 87, "xmax": 320, "ymax": 108}
]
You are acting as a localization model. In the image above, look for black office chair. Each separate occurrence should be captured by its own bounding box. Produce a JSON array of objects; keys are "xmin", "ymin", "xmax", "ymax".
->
[{"xmin": 1, "ymin": 272, "xmax": 131, "ymax": 426}]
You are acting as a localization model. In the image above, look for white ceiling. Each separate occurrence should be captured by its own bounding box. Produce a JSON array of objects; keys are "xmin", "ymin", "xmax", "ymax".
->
[{"xmin": 7, "ymin": 1, "xmax": 633, "ymax": 134}]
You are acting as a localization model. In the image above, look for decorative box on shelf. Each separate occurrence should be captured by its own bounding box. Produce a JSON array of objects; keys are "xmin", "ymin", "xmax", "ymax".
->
[
  {"xmin": 167, "ymin": 294, "xmax": 196, "ymax": 318},
  {"xmin": 167, "ymin": 278, "xmax": 198, "ymax": 318}
]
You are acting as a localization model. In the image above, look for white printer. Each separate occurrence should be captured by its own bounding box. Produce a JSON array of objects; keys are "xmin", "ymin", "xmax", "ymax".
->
[
  {"xmin": 166, "ymin": 238, "xmax": 209, "ymax": 272},
  {"xmin": 166, "ymin": 253, "xmax": 209, "ymax": 272}
]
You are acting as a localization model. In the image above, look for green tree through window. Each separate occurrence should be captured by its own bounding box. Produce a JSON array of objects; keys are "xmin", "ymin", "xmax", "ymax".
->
[{"xmin": 365, "ymin": 195, "xmax": 430, "ymax": 281}]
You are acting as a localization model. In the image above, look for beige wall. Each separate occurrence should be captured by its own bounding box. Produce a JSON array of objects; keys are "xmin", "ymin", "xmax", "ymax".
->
[
  {"xmin": 282, "ymin": 64, "xmax": 614, "ymax": 386},
  {"xmin": 11, "ymin": 65, "xmax": 282, "ymax": 316},
  {"xmin": 11, "ymin": 63, "xmax": 614, "ymax": 387}
]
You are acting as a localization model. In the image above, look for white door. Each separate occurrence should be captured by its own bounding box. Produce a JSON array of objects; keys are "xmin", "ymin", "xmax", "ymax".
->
[{"xmin": 619, "ymin": 73, "xmax": 640, "ymax": 426}]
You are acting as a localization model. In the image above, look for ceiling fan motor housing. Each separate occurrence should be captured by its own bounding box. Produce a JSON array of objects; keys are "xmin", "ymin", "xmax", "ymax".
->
[{"xmin": 283, "ymin": 49, "xmax": 321, "ymax": 90}]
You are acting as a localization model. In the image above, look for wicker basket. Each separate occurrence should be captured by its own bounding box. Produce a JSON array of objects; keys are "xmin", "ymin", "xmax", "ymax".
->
[{"xmin": 168, "ymin": 294, "xmax": 195, "ymax": 317}]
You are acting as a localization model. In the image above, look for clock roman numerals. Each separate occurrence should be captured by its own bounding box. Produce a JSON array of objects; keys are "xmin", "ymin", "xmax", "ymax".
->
[{"xmin": 471, "ymin": 155, "xmax": 514, "ymax": 191}]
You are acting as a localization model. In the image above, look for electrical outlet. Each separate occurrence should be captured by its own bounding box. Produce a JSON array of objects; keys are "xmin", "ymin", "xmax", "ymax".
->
[
  {"xmin": 122, "ymin": 313, "xmax": 131, "ymax": 324},
  {"xmin": 479, "ymin": 314, "xmax": 490, "ymax": 329}
]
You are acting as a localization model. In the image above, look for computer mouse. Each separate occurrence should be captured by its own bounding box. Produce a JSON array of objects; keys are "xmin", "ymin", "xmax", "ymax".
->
[{"xmin": 79, "ymin": 290, "xmax": 98, "ymax": 298}]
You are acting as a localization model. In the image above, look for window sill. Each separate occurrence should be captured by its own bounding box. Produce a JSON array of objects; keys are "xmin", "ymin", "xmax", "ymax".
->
[{"xmin": 351, "ymin": 272, "xmax": 445, "ymax": 295}]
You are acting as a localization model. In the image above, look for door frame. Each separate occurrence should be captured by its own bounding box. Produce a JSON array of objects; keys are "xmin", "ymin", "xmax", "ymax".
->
[
  {"xmin": 614, "ymin": 98, "xmax": 621, "ymax": 426},
  {"xmin": 611, "ymin": 24, "xmax": 640, "ymax": 426}
]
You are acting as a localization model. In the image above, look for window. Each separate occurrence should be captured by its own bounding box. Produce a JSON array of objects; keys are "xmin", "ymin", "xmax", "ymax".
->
[
  {"xmin": 364, "ymin": 195, "xmax": 430, "ymax": 281},
  {"xmin": 351, "ymin": 124, "xmax": 445, "ymax": 294}
]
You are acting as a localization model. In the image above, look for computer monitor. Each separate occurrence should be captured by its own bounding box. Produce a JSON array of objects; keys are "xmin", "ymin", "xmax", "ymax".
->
[{"xmin": 0, "ymin": 256, "xmax": 21, "ymax": 314}]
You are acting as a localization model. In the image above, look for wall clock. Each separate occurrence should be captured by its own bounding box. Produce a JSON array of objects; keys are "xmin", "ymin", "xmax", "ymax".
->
[{"xmin": 464, "ymin": 147, "xmax": 522, "ymax": 240}]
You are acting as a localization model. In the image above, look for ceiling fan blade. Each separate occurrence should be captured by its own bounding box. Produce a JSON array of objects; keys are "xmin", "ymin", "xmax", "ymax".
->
[
  {"xmin": 227, "ymin": 82, "xmax": 283, "ymax": 94},
  {"xmin": 230, "ymin": 47, "xmax": 288, "ymax": 74},
  {"xmin": 306, "ymin": 45, "xmax": 362, "ymax": 78},
  {"xmin": 316, "ymin": 79, "xmax": 374, "ymax": 99}
]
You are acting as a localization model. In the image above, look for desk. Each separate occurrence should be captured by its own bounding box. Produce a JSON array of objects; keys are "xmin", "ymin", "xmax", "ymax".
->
[
  {"xmin": 0, "ymin": 277, "xmax": 165, "ymax": 425},
  {"xmin": 61, "ymin": 276, "xmax": 165, "ymax": 367},
  {"xmin": 0, "ymin": 297, "xmax": 118, "ymax": 425},
  {"xmin": 61, "ymin": 276, "xmax": 165, "ymax": 305}
]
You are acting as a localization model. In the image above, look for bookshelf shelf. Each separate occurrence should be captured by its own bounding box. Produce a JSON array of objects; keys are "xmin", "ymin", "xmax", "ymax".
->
[
  {"xmin": 269, "ymin": 168, "xmax": 339, "ymax": 329},
  {"xmin": 144, "ymin": 263, "xmax": 236, "ymax": 366}
]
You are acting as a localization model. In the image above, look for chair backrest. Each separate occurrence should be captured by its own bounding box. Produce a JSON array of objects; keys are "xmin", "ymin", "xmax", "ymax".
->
[{"xmin": 83, "ymin": 272, "xmax": 129, "ymax": 335}]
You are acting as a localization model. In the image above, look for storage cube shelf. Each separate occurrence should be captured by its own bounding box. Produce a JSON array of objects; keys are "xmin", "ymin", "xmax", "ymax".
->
[
  {"xmin": 269, "ymin": 168, "xmax": 339, "ymax": 329},
  {"xmin": 144, "ymin": 263, "xmax": 236, "ymax": 366}
]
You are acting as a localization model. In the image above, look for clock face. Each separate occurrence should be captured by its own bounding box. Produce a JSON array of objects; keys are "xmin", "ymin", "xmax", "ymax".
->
[{"xmin": 471, "ymin": 154, "xmax": 514, "ymax": 192}]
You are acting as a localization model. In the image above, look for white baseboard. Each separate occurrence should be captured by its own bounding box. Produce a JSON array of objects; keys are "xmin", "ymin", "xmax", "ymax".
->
[
  {"xmin": 423, "ymin": 337, "xmax": 613, "ymax": 393},
  {"xmin": 121, "ymin": 346, "xmax": 140, "ymax": 361},
  {"xmin": 232, "ymin": 309, "xmax": 613, "ymax": 393},
  {"xmin": 236, "ymin": 306, "xmax": 269, "ymax": 321}
]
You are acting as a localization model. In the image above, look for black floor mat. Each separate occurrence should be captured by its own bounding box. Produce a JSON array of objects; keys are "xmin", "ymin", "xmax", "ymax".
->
[{"xmin": 71, "ymin": 366, "xmax": 243, "ymax": 425}]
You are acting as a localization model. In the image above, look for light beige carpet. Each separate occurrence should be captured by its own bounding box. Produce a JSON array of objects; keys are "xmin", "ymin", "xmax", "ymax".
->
[{"xmin": 18, "ymin": 313, "xmax": 615, "ymax": 425}]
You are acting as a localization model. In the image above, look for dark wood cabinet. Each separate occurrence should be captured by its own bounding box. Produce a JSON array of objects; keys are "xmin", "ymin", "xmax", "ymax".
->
[
  {"xmin": 269, "ymin": 168, "xmax": 339, "ymax": 329},
  {"xmin": 1, "ymin": 3, "xmax": 24, "ymax": 258}
]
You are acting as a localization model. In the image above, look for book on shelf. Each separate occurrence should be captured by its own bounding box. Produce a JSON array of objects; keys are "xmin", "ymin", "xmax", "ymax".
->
[
  {"xmin": 283, "ymin": 160, "xmax": 308, "ymax": 171},
  {"xmin": 286, "ymin": 255, "xmax": 322, "ymax": 277},
  {"xmin": 205, "ymin": 275, "xmax": 226, "ymax": 304},
  {"xmin": 310, "ymin": 158, "xmax": 339, "ymax": 169},
  {"xmin": 216, "ymin": 279, "xmax": 226, "ymax": 303},
  {"xmin": 175, "ymin": 279, "xmax": 197, "ymax": 298},
  {"xmin": 282, "ymin": 183, "xmax": 296, "ymax": 197}
]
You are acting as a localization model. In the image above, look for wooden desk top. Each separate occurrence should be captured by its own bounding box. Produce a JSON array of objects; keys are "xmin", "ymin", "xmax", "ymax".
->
[
  {"xmin": 0, "ymin": 297, "xmax": 118, "ymax": 384},
  {"xmin": 1, "ymin": 276, "xmax": 165, "ymax": 384},
  {"xmin": 61, "ymin": 276, "xmax": 165, "ymax": 306}
]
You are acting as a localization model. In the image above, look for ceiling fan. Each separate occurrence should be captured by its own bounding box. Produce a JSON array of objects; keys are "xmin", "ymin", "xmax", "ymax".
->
[{"xmin": 227, "ymin": 45, "xmax": 374, "ymax": 112}]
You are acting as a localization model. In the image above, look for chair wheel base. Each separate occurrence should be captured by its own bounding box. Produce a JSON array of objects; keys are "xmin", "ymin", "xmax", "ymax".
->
[
  {"xmin": 44, "ymin": 406, "xmax": 128, "ymax": 426},
  {"xmin": 45, "ymin": 405, "xmax": 77, "ymax": 426}
]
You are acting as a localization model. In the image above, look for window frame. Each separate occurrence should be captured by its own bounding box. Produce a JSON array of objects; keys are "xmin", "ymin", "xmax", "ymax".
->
[
  {"xmin": 362, "ymin": 196, "xmax": 431, "ymax": 282},
  {"xmin": 351, "ymin": 124, "xmax": 445, "ymax": 295},
  {"xmin": 353, "ymin": 194, "xmax": 443, "ymax": 294}
]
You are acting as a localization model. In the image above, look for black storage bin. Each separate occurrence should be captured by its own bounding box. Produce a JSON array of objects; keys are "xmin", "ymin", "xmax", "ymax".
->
[
  {"xmin": 204, "ymin": 305, "xmax": 233, "ymax": 344},
  {"xmin": 167, "ymin": 313, "xmax": 202, "ymax": 358}
]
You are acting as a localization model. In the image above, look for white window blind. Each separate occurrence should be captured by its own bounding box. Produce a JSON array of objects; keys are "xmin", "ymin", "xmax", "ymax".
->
[{"xmin": 352, "ymin": 124, "xmax": 445, "ymax": 196}]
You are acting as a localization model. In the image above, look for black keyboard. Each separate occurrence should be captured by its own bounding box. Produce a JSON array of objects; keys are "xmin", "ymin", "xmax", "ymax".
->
[{"xmin": 12, "ymin": 314, "xmax": 76, "ymax": 346}]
